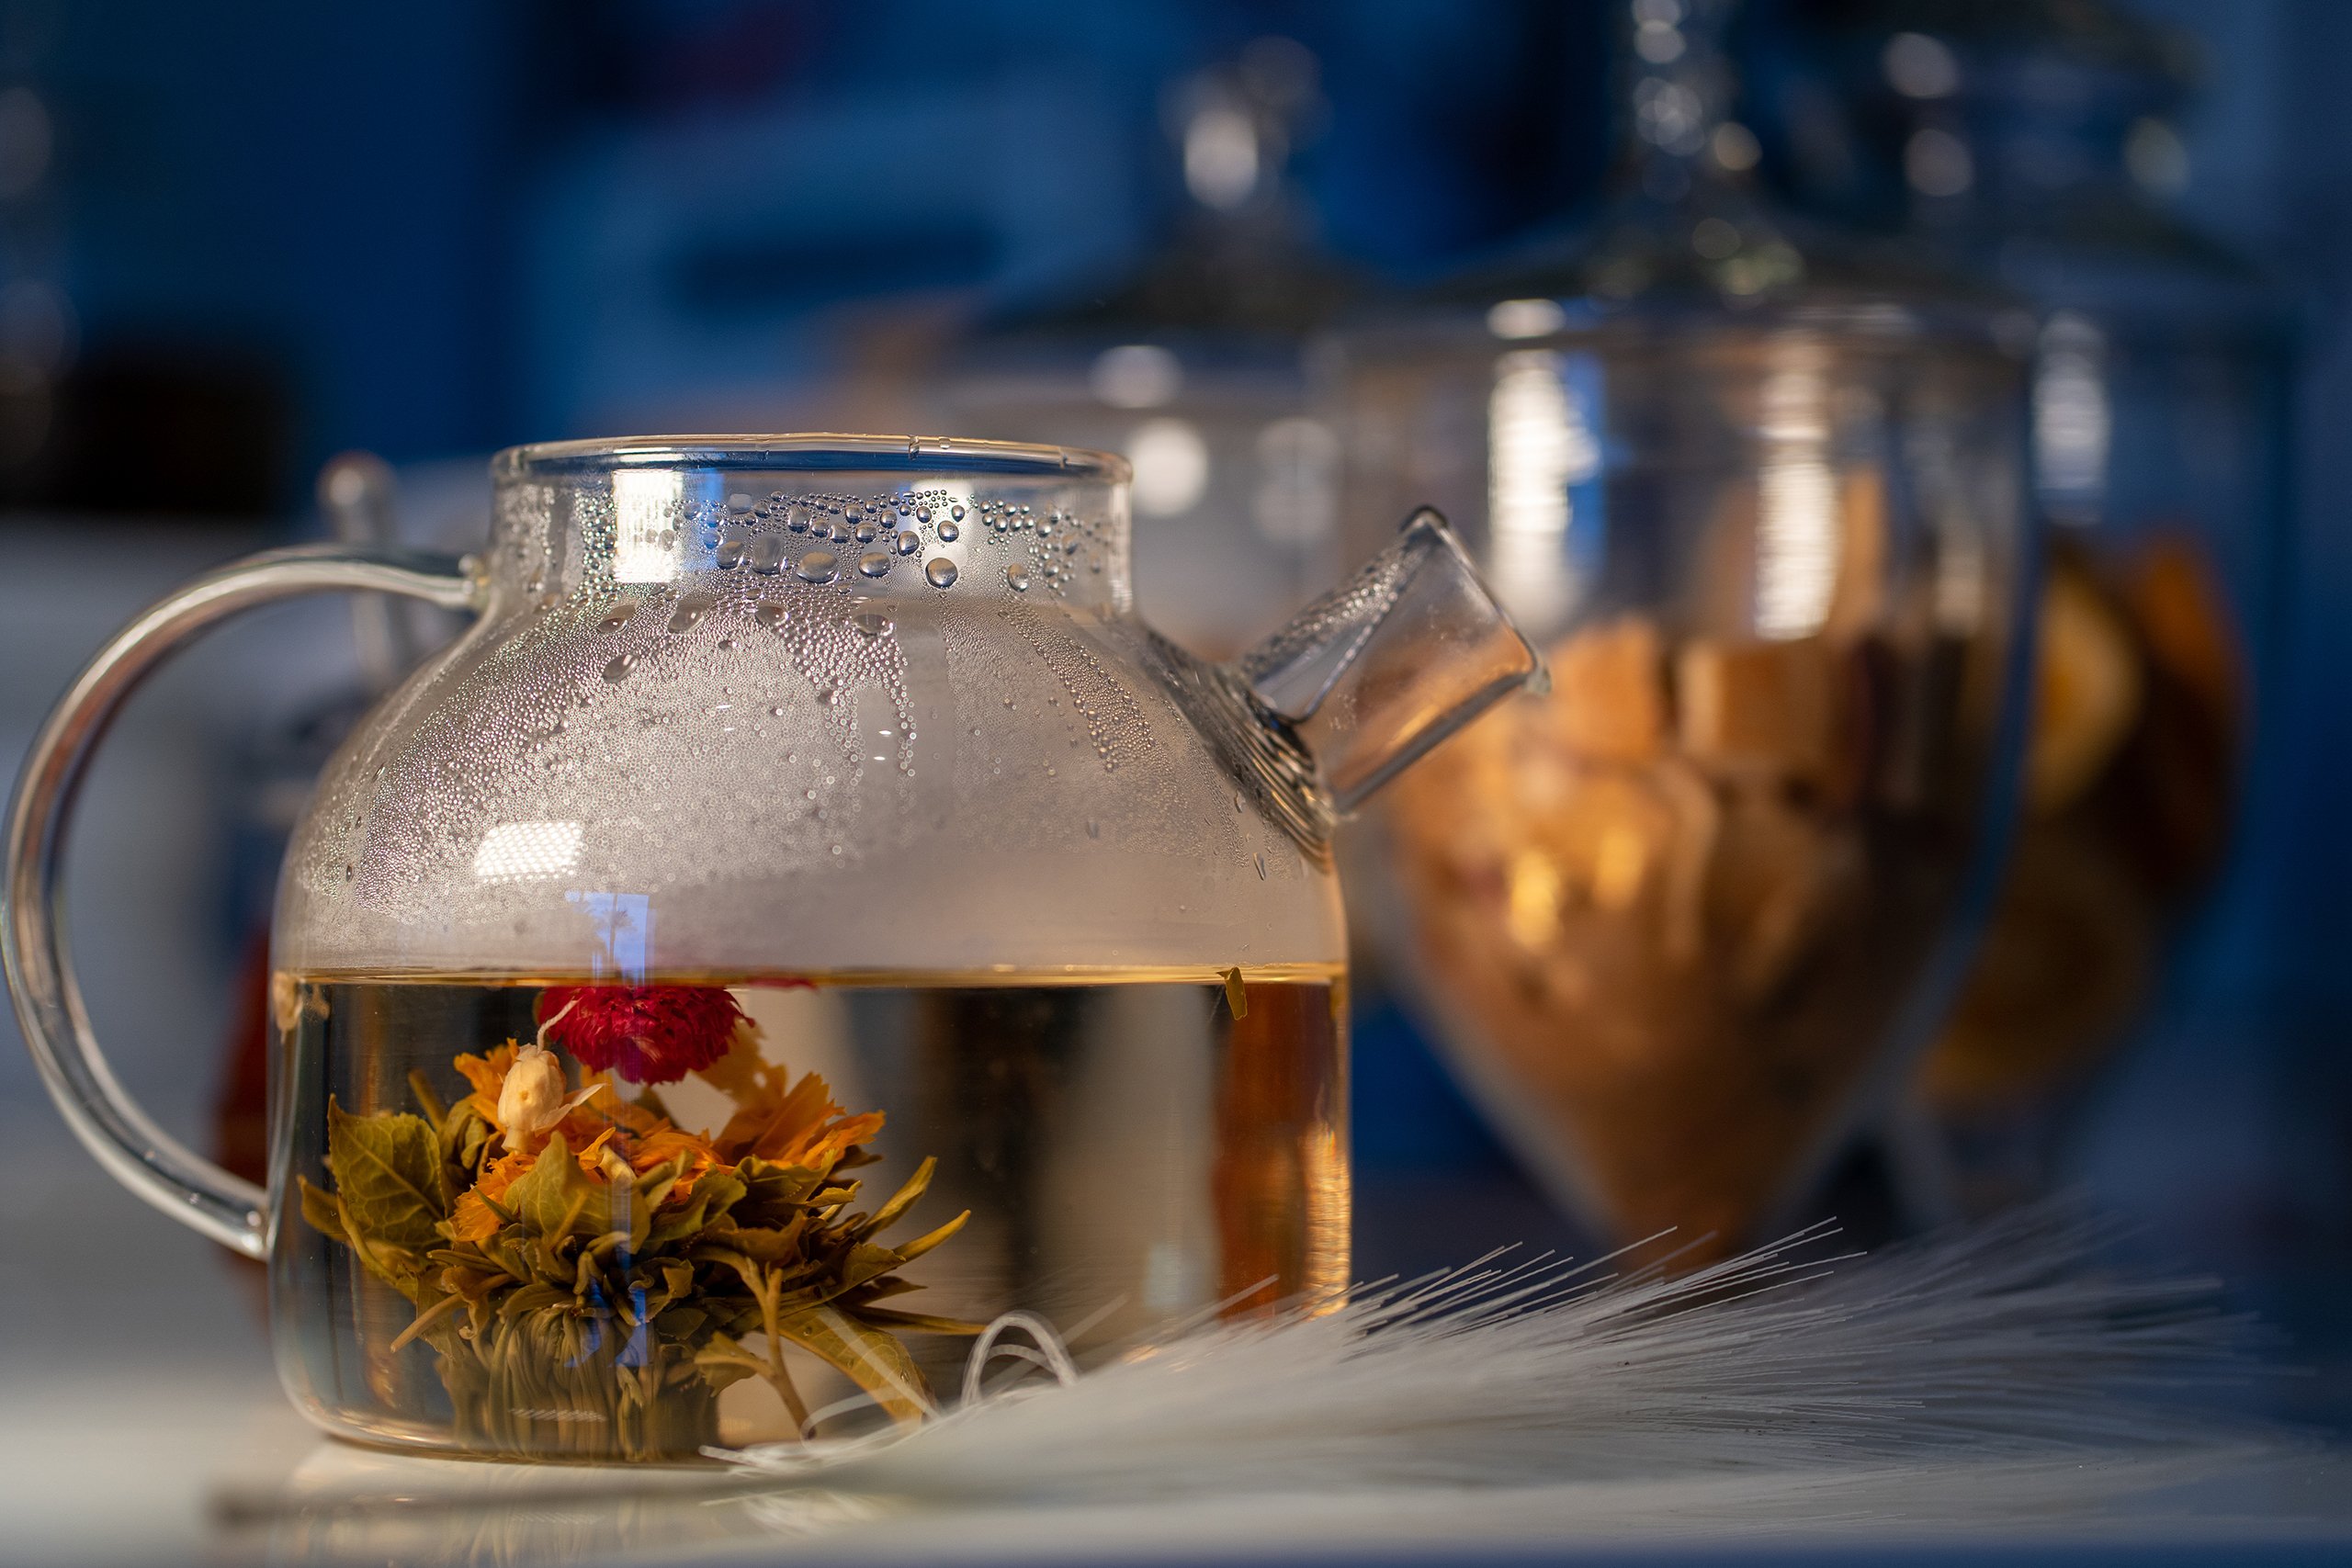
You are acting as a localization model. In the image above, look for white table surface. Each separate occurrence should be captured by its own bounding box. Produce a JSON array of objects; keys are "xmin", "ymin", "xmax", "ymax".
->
[{"xmin": 4, "ymin": 1156, "xmax": 2348, "ymax": 1568}]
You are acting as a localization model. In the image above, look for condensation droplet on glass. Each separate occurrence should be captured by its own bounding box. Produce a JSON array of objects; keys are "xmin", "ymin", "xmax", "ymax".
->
[
  {"xmin": 924, "ymin": 558, "xmax": 958, "ymax": 589},
  {"xmin": 717, "ymin": 636, "xmax": 736, "ymax": 650},
  {"xmin": 598, "ymin": 603, "xmax": 638, "ymax": 632},
  {"xmin": 770, "ymin": 705, "xmax": 786, "ymax": 717},
  {"xmin": 1255, "ymin": 852, "xmax": 1268, "ymax": 880},
  {"xmin": 666, "ymin": 592, "xmax": 714, "ymax": 633},
  {"xmin": 857, "ymin": 550, "xmax": 892, "ymax": 579},
  {"xmin": 950, "ymin": 502, "xmax": 966, "ymax": 521},
  {"xmin": 1086, "ymin": 818, "xmax": 1101, "ymax": 839},
  {"xmin": 747, "ymin": 536, "xmax": 786, "ymax": 574},
  {"xmin": 603, "ymin": 654, "xmax": 635, "ymax": 682},
  {"xmin": 1235, "ymin": 791, "xmax": 1247, "ymax": 812},
  {"xmin": 854, "ymin": 612, "xmax": 891, "ymax": 637},
  {"xmin": 1005, "ymin": 563, "xmax": 1032, "ymax": 592},
  {"xmin": 755, "ymin": 602, "xmax": 787, "ymax": 629},
  {"xmin": 715, "ymin": 538, "xmax": 747, "ymax": 570},
  {"xmin": 854, "ymin": 523, "xmax": 878, "ymax": 544},
  {"xmin": 895, "ymin": 530, "xmax": 922, "ymax": 557},
  {"xmin": 797, "ymin": 550, "xmax": 839, "ymax": 584},
  {"xmin": 935, "ymin": 520, "xmax": 959, "ymax": 544}
]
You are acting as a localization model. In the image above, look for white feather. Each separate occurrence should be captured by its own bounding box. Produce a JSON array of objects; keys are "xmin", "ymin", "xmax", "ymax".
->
[{"xmin": 726, "ymin": 1206, "xmax": 2284, "ymax": 1503}]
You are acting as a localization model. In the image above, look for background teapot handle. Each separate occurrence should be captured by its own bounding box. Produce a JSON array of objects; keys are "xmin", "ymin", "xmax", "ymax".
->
[{"xmin": 3, "ymin": 545, "xmax": 485, "ymax": 1258}]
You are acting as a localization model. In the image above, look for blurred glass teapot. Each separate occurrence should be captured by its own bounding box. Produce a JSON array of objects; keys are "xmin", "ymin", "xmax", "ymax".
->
[{"xmin": 5, "ymin": 434, "xmax": 1538, "ymax": 1462}]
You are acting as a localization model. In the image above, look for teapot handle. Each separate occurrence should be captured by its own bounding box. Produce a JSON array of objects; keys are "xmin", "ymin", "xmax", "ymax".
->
[{"xmin": 3, "ymin": 545, "xmax": 485, "ymax": 1258}]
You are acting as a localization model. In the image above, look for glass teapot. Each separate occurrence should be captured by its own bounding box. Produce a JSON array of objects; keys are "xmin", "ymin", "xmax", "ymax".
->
[{"xmin": 4, "ymin": 434, "xmax": 1538, "ymax": 1462}]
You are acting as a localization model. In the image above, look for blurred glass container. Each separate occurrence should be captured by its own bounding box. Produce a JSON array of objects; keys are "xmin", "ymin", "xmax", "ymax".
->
[
  {"xmin": 1752, "ymin": 1, "xmax": 2285, "ymax": 1210},
  {"xmin": 1329, "ymin": 0, "xmax": 2033, "ymax": 1253},
  {"xmin": 937, "ymin": 38, "xmax": 1363, "ymax": 660}
]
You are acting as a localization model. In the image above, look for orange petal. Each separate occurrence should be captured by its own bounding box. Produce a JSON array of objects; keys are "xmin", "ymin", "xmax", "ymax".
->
[{"xmin": 453, "ymin": 1042, "xmax": 520, "ymax": 1103}]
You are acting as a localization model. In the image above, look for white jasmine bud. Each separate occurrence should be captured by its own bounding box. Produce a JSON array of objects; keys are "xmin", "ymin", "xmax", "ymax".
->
[{"xmin": 497, "ymin": 1043, "xmax": 571, "ymax": 1142}]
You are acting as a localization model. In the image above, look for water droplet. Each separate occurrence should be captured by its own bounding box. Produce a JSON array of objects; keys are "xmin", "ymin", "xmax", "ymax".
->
[
  {"xmin": 786, "ymin": 511, "xmax": 809, "ymax": 534},
  {"xmin": 951, "ymin": 503, "xmax": 966, "ymax": 521},
  {"xmin": 895, "ymin": 529, "xmax": 922, "ymax": 557},
  {"xmin": 814, "ymin": 686, "xmax": 836, "ymax": 705},
  {"xmin": 844, "ymin": 506, "xmax": 864, "ymax": 525},
  {"xmin": 916, "ymin": 506, "xmax": 932, "ymax": 524},
  {"xmin": 858, "ymin": 550, "xmax": 893, "ymax": 579},
  {"xmin": 1005, "ymin": 563, "xmax": 1032, "ymax": 592},
  {"xmin": 666, "ymin": 591, "xmax": 715, "ymax": 633},
  {"xmin": 755, "ymin": 602, "xmax": 787, "ymax": 629},
  {"xmin": 831, "ymin": 523, "xmax": 854, "ymax": 544},
  {"xmin": 1037, "ymin": 517, "xmax": 1057, "ymax": 538},
  {"xmin": 935, "ymin": 520, "xmax": 959, "ymax": 543},
  {"xmin": 727, "ymin": 491, "xmax": 754, "ymax": 513},
  {"xmin": 854, "ymin": 522, "xmax": 878, "ymax": 544},
  {"xmin": 924, "ymin": 558, "xmax": 958, "ymax": 589},
  {"xmin": 770, "ymin": 705, "xmax": 786, "ymax": 717},
  {"xmin": 747, "ymin": 536, "xmax": 786, "ymax": 574},
  {"xmin": 598, "ymin": 603, "xmax": 638, "ymax": 632},
  {"xmin": 797, "ymin": 550, "xmax": 839, "ymax": 584},
  {"xmin": 854, "ymin": 612, "xmax": 892, "ymax": 637},
  {"xmin": 1086, "ymin": 818, "xmax": 1101, "ymax": 840},
  {"xmin": 1236, "ymin": 791, "xmax": 1247, "ymax": 812},
  {"xmin": 603, "ymin": 654, "xmax": 636, "ymax": 682},
  {"xmin": 717, "ymin": 636, "xmax": 737, "ymax": 650},
  {"xmin": 1255, "ymin": 852, "xmax": 1268, "ymax": 880}
]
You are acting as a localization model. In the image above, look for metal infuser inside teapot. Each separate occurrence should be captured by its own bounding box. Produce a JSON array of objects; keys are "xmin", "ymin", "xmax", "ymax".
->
[{"xmin": 5, "ymin": 434, "xmax": 1539, "ymax": 1462}]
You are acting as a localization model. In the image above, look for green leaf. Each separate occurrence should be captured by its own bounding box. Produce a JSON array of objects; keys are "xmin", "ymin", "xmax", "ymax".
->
[
  {"xmin": 503, "ymin": 1133, "xmax": 610, "ymax": 1243},
  {"xmin": 439, "ymin": 1102, "xmax": 494, "ymax": 1183},
  {"xmin": 861, "ymin": 1156, "xmax": 935, "ymax": 1238},
  {"xmin": 730, "ymin": 1159, "xmax": 822, "ymax": 1227},
  {"xmin": 647, "ymin": 1168, "xmax": 747, "ymax": 1248},
  {"xmin": 325, "ymin": 1098, "xmax": 447, "ymax": 1266},
  {"xmin": 892, "ymin": 1209, "xmax": 970, "ymax": 1265},
  {"xmin": 832, "ymin": 1243, "xmax": 904, "ymax": 1296},
  {"xmin": 693, "ymin": 1332, "xmax": 762, "ymax": 1394},
  {"xmin": 773, "ymin": 1305, "xmax": 935, "ymax": 1426},
  {"xmin": 297, "ymin": 1176, "xmax": 347, "ymax": 1245},
  {"xmin": 404, "ymin": 1068, "xmax": 449, "ymax": 1130},
  {"xmin": 701, "ymin": 1217, "xmax": 808, "ymax": 1268},
  {"xmin": 653, "ymin": 1304, "xmax": 708, "ymax": 1342},
  {"xmin": 852, "ymin": 1305, "xmax": 989, "ymax": 1337}
]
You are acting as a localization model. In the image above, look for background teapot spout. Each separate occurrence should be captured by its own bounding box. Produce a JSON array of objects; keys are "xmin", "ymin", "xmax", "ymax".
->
[{"xmin": 1233, "ymin": 509, "xmax": 1545, "ymax": 813}]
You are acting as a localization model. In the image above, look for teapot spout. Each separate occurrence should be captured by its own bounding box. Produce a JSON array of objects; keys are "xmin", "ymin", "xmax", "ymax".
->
[{"xmin": 1233, "ymin": 508, "xmax": 1545, "ymax": 813}]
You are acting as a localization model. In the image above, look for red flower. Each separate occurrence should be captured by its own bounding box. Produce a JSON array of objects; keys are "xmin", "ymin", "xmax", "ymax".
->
[{"xmin": 535, "ymin": 985, "xmax": 747, "ymax": 1085}]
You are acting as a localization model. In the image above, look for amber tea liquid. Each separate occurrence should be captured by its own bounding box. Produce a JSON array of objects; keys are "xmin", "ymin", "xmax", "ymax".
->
[{"xmin": 272, "ymin": 968, "xmax": 1346, "ymax": 1460}]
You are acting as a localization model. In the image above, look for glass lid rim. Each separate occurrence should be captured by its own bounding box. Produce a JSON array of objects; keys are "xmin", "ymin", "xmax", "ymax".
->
[{"xmin": 494, "ymin": 433, "xmax": 1133, "ymax": 483}]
